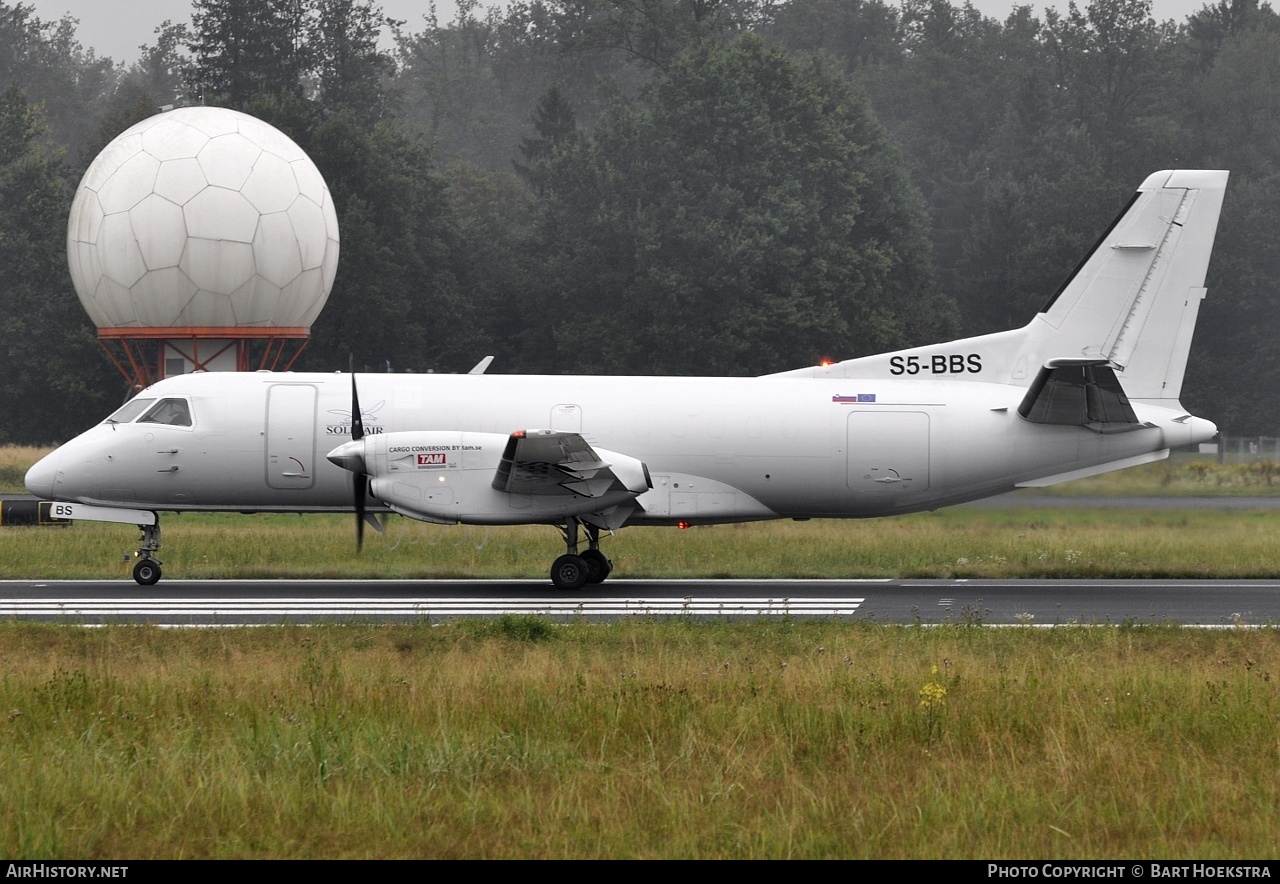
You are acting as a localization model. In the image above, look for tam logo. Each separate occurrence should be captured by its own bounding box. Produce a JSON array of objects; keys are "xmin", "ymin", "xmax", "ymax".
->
[{"xmin": 417, "ymin": 453, "xmax": 447, "ymax": 466}]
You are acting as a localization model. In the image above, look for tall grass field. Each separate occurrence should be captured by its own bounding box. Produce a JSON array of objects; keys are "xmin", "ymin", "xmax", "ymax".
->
[
  {"xmin": 1, "ymin": 621, "xmax": 1278, "ymax": 858},
  {"xmin": 3, "ymin": 507, "xmax": 1280, "ymax": 580},
  {"xmin": 0, "ymin": 445, "xmax": 49, "ymax": 493}
]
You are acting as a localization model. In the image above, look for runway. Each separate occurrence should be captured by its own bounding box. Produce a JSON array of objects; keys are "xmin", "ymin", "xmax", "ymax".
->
[{"xmin": 2, "ymin": 578, "xmax": 1278, "ymax": 626}]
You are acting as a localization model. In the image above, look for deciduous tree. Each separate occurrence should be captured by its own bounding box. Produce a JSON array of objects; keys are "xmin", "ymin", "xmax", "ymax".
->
[{"xmin": 529, "ymin": 35, "xmax": 954, "ymax": 375}]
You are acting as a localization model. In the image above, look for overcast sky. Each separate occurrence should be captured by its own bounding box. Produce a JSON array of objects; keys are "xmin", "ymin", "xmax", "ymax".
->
[{"xmin": 26, "ymin": 0, "xmax": 1213, "ymax": 65}]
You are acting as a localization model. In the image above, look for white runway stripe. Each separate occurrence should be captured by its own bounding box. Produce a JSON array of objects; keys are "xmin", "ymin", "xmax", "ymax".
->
[{"xmin": 0, "ymin": 597, "xmax": 865, "ymax": 619}]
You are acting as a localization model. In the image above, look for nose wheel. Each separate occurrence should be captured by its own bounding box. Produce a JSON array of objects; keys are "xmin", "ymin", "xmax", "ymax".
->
[
  {"xmin": 550, "ymin": 519, "xmax": 613, "ymax": 590},
  {"xmin": 132, "ymin": 522, "xmax": 163, "ymax": 586},
  {"xmin": 132, "ymin": 558, "xmax": 162, "ymax": 586}
]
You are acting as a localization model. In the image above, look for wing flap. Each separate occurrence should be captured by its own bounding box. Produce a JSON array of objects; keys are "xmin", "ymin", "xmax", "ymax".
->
[{"xmin": 493, "ymin": 430, "xmax": 649, "ymax": 498}]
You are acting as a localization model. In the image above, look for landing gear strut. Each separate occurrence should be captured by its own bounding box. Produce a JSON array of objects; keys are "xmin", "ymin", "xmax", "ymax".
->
[
  {"xmin": 549, "ymin": 518, "xmax": 612, "ymax": 590},
  {"xmin": 132, "ymin": 521, "xmax": 163, "ymax": 586}
]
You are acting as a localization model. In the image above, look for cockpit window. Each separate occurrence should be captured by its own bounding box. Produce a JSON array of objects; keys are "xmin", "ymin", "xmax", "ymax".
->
[
  {"xmin": 104, "ymin": 398, "xmax": 155, "ymax": 424},
  {"xmin": 137, "ymin": 398, "xmax": 193, "ymax": 427}
]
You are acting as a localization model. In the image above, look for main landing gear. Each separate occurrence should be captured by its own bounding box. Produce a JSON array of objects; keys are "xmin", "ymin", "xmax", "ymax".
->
[
  {"xmin": 550, "ymin": 517, "xmax": 613, "ymax": 591},
  {"xmin": 132, "ymin": 521, "xmax": 163, "ymax": 586}
]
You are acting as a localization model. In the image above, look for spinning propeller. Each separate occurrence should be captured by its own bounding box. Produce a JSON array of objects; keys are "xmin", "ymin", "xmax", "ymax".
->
[
  {"xmin": 324, "ymin": 375, "xmax": 372, "ymax": 552},
  {"xmin": 350, "ymin": 375, "xmax": 367, "ymax": 551}
]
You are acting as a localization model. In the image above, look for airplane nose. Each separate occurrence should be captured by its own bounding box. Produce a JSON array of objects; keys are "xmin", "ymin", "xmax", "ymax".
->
[{"xmin": 24, "ymin": 452, "xmax": 60, "ymax": 499}]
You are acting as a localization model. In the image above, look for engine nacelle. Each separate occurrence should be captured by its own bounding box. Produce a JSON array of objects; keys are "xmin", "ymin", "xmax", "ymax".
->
[{"xmin": 348, "ymin": 430, "xmax": 649, "ymax": 524}]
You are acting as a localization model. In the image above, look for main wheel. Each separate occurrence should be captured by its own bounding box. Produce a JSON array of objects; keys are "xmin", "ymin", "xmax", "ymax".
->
[
  {"xmin": 133, "ymin": 559, "xmax": 162, "ymax": 586},
  {"xmin": 551, "ymin": 554, "xmax": 589, "ymax": 591},
  {"xmin": 580, "ymin": 549, "xmax": 612, "ymax": 584}
]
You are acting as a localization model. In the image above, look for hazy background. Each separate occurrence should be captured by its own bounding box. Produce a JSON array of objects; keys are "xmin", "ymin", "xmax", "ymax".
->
[
  {"xmin": 3, "ymin": 0, "xmax": 1276, "ymax": 442},
  {"xmin": 27, "ymin": 0, "xmax": 1211, "ymax": 62}
]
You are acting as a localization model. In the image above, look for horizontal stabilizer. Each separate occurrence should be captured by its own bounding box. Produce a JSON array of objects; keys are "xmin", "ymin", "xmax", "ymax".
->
[{"xmin": 1016, "ymin": 450, "xmax": 1170, "ymax": 487}]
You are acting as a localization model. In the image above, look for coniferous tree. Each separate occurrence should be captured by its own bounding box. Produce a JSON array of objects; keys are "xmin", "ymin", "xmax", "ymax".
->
[
  {"xmin": 186, "ymin": 0, "xmax": 311, "ymax": 104},
  {"xmin": 514, "ymin": 86, "xmax": 579, "ymax": 191},
  {"xmin": 312, "ymin": 0, "xmax": 397, "ymax": 126},
  {"xmin": 0, "ymin": 87, "xmax": 117, "ymax": 443},
  {"xmin": 528, "ymin": 35, "xmax": 954, "ymax": 375}
]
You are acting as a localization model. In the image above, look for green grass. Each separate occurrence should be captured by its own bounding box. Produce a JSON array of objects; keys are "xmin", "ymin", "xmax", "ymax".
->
[
  {"xmin": 1, "ymin": 621, "xmax": 1277, "ymax": 858},
  {"xmin": 4, "ymin": 507, "xmax": 1280, "ymax": 580},
  {"xmin": 0, "ymin": 445, "xmax": 48, "ymax": 493},
  {"xmin": 1020, "ymin": 454, "xmax": 1280, "ymax": 497}
]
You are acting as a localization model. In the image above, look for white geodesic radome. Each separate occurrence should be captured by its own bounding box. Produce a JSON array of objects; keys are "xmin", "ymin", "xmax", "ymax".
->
[{"xmin": 67, "ymin": 107, "xmax": 339, "ymax": 330}]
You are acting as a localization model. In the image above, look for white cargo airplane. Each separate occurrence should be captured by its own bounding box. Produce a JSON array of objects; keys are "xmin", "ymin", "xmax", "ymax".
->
[{"xmin": 27, "ymin": 170, "xmax": 1227, "ymax": 588}]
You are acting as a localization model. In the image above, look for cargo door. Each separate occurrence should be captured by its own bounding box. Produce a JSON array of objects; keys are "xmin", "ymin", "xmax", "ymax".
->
[
  {"xmin": 847, "ymin": 411, "xmax": 930, "ymax": 493},
  {"xmin": 266, "ymin": 385, "xmax": 318, "ymax": 489}
]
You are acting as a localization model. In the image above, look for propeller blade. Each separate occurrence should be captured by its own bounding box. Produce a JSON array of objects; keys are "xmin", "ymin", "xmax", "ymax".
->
[
  {"xmin": 355, "ymin": 472, "xmax": 366, "ymax": 553},
  {"xmin": 351, "ymin": 374, "xmax": 365, "ymax": 442},
  {"xmin": 352, "ymin": 374, "xmax": 366, "ymax": 552},
  {"xmin": 324, "ymin": 377, "xmax": 373, "ymax": 555}
]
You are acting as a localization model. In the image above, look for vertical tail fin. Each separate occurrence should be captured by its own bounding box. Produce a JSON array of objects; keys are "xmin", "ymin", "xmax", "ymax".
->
[
  {"xmin": 1036, "ymin": 170, "xmax": 1228, "ymax": 401},
  {"xmin": 773, "ymin": 170, "xmax": 1228, "ymax": 404}
]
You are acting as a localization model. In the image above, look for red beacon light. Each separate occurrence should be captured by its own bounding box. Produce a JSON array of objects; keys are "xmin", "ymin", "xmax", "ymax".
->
[{"xmin": 677, "ymin": 521, "xmax": 691, "ymax": 530}]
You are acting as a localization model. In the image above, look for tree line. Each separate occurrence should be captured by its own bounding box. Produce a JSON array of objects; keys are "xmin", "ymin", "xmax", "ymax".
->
[{"xmin": 1, "ymin": 0, "xmax": 1277, "ymax": 442}]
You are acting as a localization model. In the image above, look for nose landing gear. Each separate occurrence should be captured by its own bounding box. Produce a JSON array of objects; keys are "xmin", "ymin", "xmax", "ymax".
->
[{"xmin": 132, "ymin": 522, "xmax": 163, "ymax": 586}]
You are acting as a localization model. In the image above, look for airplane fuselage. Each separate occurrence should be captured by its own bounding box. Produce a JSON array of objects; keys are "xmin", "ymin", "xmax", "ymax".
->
[
  {"xmin": 26, "ymin": 370, "xmax": 1213, "ymax": 525},
  {"xmin": 22, "ymin": 169, "xmax": 1230, "ymax": 588}
]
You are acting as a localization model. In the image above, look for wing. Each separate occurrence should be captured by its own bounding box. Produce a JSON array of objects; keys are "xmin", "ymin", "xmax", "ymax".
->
[{"xmin": 492, "ymin": 430, "xmax": 650, "ymax": 498}]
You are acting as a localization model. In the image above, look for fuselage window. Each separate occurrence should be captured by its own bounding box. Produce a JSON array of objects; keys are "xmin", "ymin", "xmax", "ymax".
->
[
  {"xmin": 104, "ymin": 398, "xmax": 156, "ymax": 424},
  {"xmin": 138, "ymin": 398, "xmax": 193, "ymax": 427}
]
